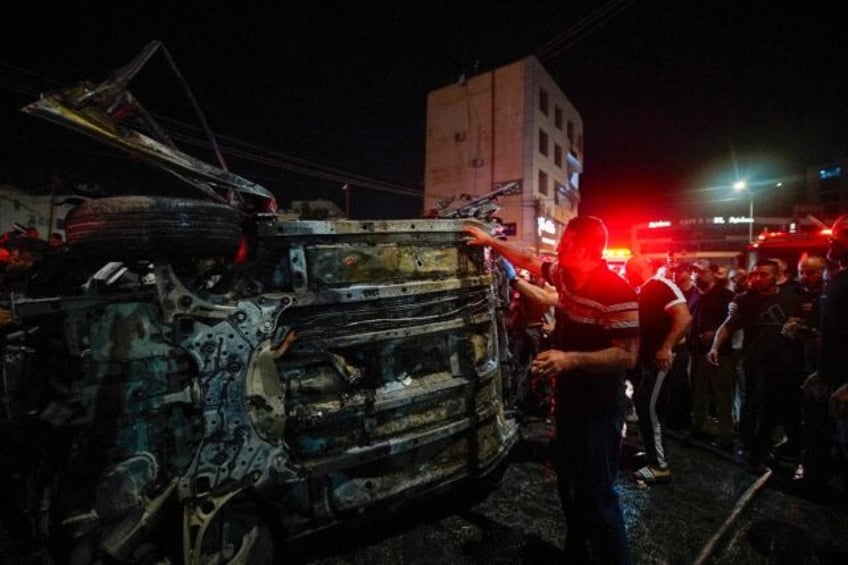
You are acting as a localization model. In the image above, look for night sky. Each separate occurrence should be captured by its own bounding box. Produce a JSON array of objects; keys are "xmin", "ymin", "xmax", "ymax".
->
[{"xmin": 2, "ymin": 1, "xmax": 847, "ymax": 245}]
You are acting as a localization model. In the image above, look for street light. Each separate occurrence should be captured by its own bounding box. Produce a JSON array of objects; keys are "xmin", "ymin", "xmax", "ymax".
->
[{"xmin": 733, "ymin": 180, "xmax": 753, "ymax": 242}]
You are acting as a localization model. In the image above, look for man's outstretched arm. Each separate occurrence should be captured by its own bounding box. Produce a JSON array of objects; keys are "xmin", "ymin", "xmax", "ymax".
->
[{"xmin": 464, "ymin": 224, "xmax": 545, "ymax": 278}]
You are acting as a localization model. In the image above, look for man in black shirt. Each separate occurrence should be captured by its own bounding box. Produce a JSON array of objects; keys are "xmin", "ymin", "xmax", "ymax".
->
[
  {"xmin": 624, "ymin": 256, "xmax": 691, "ymax": 484},
  {"xmin": 783, "ymin": 256, "xmax": 828, "ymax": 464},
  {"xmin": 465, "ymin": 216, "xmax": 639, "ymax": 564},
  {"xmin": 708, "ymin": 260, "xmax": 802, "ymax": 471},
  {"xmin": 690, "ymin": 260, "xmax": 737, "ymax": 450}
]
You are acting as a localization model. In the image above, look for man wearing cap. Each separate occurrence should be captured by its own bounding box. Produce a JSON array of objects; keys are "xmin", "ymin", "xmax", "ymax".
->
[
  {"xmin": 670, "ymin": 261, "xmax": 702, "ymax": 312},
  {"xmin": 689, "ymin": 260, "xmax": 736, "ymax": 450},
  {"xmin": 625, "ymin": 256, "xmax": 692, "ymax": 484}
]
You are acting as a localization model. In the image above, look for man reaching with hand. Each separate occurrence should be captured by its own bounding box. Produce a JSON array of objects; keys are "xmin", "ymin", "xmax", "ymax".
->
[{"xmin": 466, "ymin": 216, "xmax": 639, "ymax": 565}]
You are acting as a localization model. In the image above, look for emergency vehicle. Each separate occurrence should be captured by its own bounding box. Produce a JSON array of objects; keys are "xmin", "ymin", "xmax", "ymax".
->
[{"xmin": 743, "ymin": 225, "xmax": 833, "ymax": 274}]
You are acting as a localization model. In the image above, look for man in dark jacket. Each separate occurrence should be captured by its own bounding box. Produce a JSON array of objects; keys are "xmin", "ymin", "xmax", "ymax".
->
[
  {"xmin": 708, "ymin": 260, "xmax": 802, "ymax": 471},
  {"xmin": 689, "ymin": 260, "xmax": 737, "ymax": 450}
]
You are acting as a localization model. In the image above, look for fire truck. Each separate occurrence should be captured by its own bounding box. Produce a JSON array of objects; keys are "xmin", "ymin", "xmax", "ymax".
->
[{"xmin": 743, "ymin": 225, "xmax": 833, "ymax": 275}]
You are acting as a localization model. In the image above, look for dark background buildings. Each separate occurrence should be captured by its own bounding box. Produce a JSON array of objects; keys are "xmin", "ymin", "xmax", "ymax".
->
[{"xmin": 2, "ymin": 1, "xmax": 847, "ymax": 245}]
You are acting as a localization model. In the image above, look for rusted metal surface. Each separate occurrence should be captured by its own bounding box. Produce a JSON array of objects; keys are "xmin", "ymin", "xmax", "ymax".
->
[
  {"xmin": 2, "ymin": 44, "xmax": 521, "ymax": 563},
  {"xmin": 1, "ymin": 214, "xmax": 519, "ymax": 563}
]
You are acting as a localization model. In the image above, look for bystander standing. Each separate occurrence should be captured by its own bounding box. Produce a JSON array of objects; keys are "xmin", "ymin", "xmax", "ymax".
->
[
  {"xmin": 666, "ymin": 261, "xmax": 701, "ymax": 431},
  {"xmin": 624, "ymin": 256, "xmax": 691, "ymax": 484},
  {"xmin": 690, "ymin": 260, "xmax": 737, "ymax": 451},
  {"xmin": 708, "ymin": 260, "xmax": 802, "ymax": 472},
  {"xmin": 465, "ymin": 216, "xmax": 639, "ymax": 564},
  {"xmin": 800, "ymin": 216, "xmax": 848, "ymax": 502}
]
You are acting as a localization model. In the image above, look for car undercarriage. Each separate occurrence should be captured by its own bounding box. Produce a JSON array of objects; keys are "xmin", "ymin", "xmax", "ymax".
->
[{"xmin": 0, "ymin": 43, "xmax": 521, "ymax": 564}]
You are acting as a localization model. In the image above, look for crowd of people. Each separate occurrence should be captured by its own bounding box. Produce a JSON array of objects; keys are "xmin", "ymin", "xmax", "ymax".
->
[{"xmin": 467, "ymin": 213, "xmax": 848, "ymax": 564}]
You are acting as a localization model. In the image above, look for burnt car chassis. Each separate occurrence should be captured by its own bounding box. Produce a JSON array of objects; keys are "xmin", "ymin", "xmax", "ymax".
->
[{"xmin": 0, "ymin": 43, "xmax": 522, "ymax": 564}]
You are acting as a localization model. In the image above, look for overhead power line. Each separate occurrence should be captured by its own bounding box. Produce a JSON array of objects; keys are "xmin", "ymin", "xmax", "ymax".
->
[
  {"xmin": 166, "ymin": 125, "xmax": 425, "ymax": 198},
  {"xmin": 0, "ymin": 64, "xmax": 429, "ymax": 200},
  {"xmin": 534, "ymin": 0, "xmax": 638, "ymax": 62}
]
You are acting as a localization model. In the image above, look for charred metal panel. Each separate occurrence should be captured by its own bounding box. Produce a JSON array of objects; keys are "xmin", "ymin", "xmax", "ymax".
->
[
  {"xmin": 0, "ymin": 216, "xmax": 517, "ymax": 560},
  {"xmin": 4, "ymin": 46, "xmax": 520, "ymax": 563},
  {"xmin": 254, "ymin": 218, "xmax": 518, "ymax": 535}
]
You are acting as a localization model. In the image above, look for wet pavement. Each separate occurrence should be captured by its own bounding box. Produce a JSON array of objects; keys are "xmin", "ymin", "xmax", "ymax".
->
[{"xmin": 282, "ymin": 417, "xmax": 848, "ymax": 564}]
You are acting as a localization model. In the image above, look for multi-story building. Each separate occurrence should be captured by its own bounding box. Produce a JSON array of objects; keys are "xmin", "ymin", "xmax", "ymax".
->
[
  {"xmin": 806, "ymin": 160, "xmax": 848, "ymax": 217},
  {"xmin": 424, "ymin": 56, "xmax": 583, "ymax": 254}
]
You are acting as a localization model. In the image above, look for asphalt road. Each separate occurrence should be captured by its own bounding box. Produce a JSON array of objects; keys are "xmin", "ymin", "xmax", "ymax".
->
[{"xmin": 280, "ymin": 417, "xmax": 848, "ymax": 565}]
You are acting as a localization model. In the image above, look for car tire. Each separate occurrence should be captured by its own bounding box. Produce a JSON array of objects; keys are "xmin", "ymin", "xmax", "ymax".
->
[{"xmin": 65, "ymin": 196, "xmax": 242, "ymax": 260}]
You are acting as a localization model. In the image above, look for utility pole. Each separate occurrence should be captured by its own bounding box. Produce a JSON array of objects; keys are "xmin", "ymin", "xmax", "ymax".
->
[{"xmin": 747, "ymin": 194, "xmax": 754, "ymax": 243}]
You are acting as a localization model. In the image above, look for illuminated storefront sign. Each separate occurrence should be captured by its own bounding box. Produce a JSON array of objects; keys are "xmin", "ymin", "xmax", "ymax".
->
[
  {"xmin": 652, "ymin": 216, "xmax": 752, "ymax": 227},
  {"xmin": 537, "ymin": 216, "xmax": 558, "ymax": 248},
  {"xmin": 537, "ymin": 217, "xmax": 556, "ymax": 236},
  {"xmin": 603, "ymin": 247, "xmax": 632, "ymax": 259},
  {"xmin": 713, "ymin": 216, "xmax": 752, "ymax": 224}
]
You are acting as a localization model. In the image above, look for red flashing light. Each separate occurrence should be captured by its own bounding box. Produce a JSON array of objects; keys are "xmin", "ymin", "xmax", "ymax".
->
[{"xmin": 603, "ymin": 247, "xmax": 632, "ymax": 259}]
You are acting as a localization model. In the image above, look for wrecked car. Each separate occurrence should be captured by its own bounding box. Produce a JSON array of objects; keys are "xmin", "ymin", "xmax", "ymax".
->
[{"xmin": 0, "ymin": 42, "xmax": 520, "ymax": 563}]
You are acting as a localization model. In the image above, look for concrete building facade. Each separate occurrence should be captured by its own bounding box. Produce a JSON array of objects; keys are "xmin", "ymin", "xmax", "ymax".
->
[
  {"xmin": 424, "ymin": 56, "xmax": 583, "ymax": 254},
  {"xmin": 806, "ymin": 160, "xmax": 848, "ymax": 217}
]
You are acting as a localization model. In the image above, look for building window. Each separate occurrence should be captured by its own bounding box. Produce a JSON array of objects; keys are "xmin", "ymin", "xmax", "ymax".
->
[
  {"xmin": 539, "ymin": 88, "xmax": 549, "ymax": 116},
  {"xmin": 577, "ymin": 133, "xmax": 583, "ymax": 155},
  {"xmin": 819, "ymin": 166, "xmax": 842, "ymax": 179},
  {"xmin": 554, "ymin": 106, "xmax": 563, "ymax": 130},
  {"xmin": 566, "ymin": 120, "xmax": 574, "ymax": 143},
  {"xmin": 539, "ymin": 170, "xmax": 549, "ymax": 196},
  {"xmin": 554, "ymin": 144, "xmax": 562, "ymax": 167},
  {"xmin": 539, "ymin": 129, "xmax": 549, "ymax": 157}
]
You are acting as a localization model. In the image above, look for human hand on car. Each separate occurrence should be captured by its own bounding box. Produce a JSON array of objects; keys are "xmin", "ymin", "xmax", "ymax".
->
[{"xmin": 464, "ymin": 225, "xmax": 495, "ymax": 247}]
